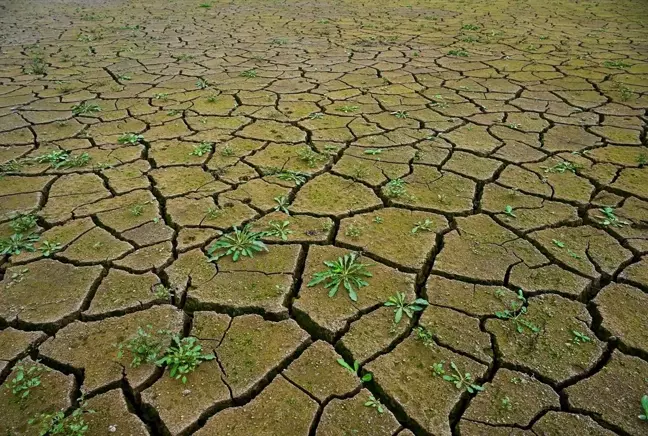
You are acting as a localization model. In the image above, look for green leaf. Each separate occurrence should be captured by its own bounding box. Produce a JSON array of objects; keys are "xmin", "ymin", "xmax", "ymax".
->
[{"xmin": 361, "ymin": 373, "xmax": 373, "ymax": 382}]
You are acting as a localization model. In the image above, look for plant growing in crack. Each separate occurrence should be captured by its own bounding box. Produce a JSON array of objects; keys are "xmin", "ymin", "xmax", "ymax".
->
[
  {"xmin": 39, "ymin": 240, "xmax": 62, "ymax": 257},
  {"xmin": 240, "ymin": 69, "xmax": 257, "ymax": 78},
  {"xmin": 414, "ymin": 326, "xmax": 435, "ymax": 346},
  {"xmin": 639, "ymin": 395, "xmax": 648, "ymax": 421},
  {"xmin": 391, "ymin": 110, "xmax": 408, "ymax": 119},
  {"xmin": 0, "ymin": 233, "xmax": 39, "ymax": 256},
  {"xmin": 71, "ymin": 101, "xmax": 100, "ymax": 116},
  {"xmin": 308, "ymin": 252, "xmax": 372, "ymax": 301},
  {"xmin": 337, "ymin": 358, "xmax": 372, "ymax": 382},
  {"xmin": 297, "ymin": 147, "xmax": 325, "ymax": 168},
  {"xmin": 384, "ymin": 178, "xmax": 408, "ymax": 198},
  {"xmin": 196, "ymin": 78, "xmax": 209, "ymax": 89},
  {"xmin": 543, "ymin": 161, "xmax": 580, "ymax": 174},
  {"xmin": 364, "ymin": 395, "xmax": 384, "ymax": 414},
  {"xmin": 495, "ymin": 289, "xmax": 540, "ymax": 334},
  {"xmin": 439, "ymin": 361, "xmax": 484, "ymax": 393},
  {"xmin": 264, "ymin": 220, "xmax": 292, "ymax": 240},
  {"xmin": 207, "ymin": 225, "xmax": 268, "ymax": 261},
  {"xmin": 191, "ymin": 141, "xmax": 213, "ymax": 157},
  {"xmin": 596, "ymin": 207, "xmax": 629, "ymax": 228},
  {"xmin": 308, "ymin": 112, "xmax": 324, "ymax": 119},
  {"xmin": 273, "ymin": 195, "xmax": 290, "ymax": 214},
  {"xmin": 277, "ymin": 171, "xmax": 307, "ymax": 186},
  {"xmin": 384, "ymin": 293, "xmax": 429, "ymax": 324},
  {"xmin": 116, "ymin": 325, "xmax": 169, "ymax": 368},
  {"xmin": 117, "ymin": 133, "xmax": 144, "ymax": 144},
  {"xmin": 156, "ymin": 335, "xmax": 215, "ymax": 383},
  {"xmin": 10, "ymin": 213, "xmax": 38, "ymax": 233},
  {"xmin": 7, "ymin": 361, "xmax": 47, "ymax": 399},
  {"xmin": 29, "ymin": 399, "xmax": 94, "ymax": 436}
]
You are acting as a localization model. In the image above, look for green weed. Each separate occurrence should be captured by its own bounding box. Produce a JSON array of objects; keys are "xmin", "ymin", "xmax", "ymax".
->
[
  {"xmin": 71, "ymin": 102, "xmax": 100, "ymax": 116},
  {"xmin": 391, "ymin": 110, "xmax": 408, "ymax": 119},
  {"xmin": 277, "ymin": 171, "xmax": 307, "ymax": 186},
  {"xmin": 191, "ymin": 142, "xmax": 213, "ymax": 157},
  {"xmin": 414, "ymin": 326, "xmax": 434, "ymax": 346},
  {"xmin": 384, "ymin": 292, "xmax": 428, "ymax": 324},
  {"xmin": 336, "ymin": 105, "xmax": 359, "ymax": 113},
  {"xmin": 495, "ymin": 289, "xmax": 540, "ymax": 334},
  {"xmin": 273, "ymin": 195, "xmax": 290, "ymax": 214},
  {"xmin": 447, "ymin": 49, "xmax": 469, "ymax": 57},
  {"xmin": 207, "ymin": 225, "xmax": 268, "ymax": 262},
  {"xmin": 29, "ymin": 400, "xmax": 94, "ymax": 436},
  {"xmin": 504, "ymin": 205, "xmax": 516, "ymax": 218},
  {"xmin": 336, "ymin": 358, "xmax": 372, "ymax": 382},
  {"xmin": 117, "ymin": 325, "xmax": 168, "ymax": 368},
  {"xmin": 297, "ymin": 147, "xmax": 325, "ymax": 168},
  {"xmin": 0, "ymin": 233, "xmax": 39, "ymax": 256},
  {"xmin": 118, "ymin": 133, "xmax": 144, "ymax": 144},
  {"xmin": 7, "ymin": 361, "xmax": 46, "ymax": 399},
  {"xmin": 411, "ymin": 219, "xmax": 433, "ymax": 234},
  {"xmin": 345, "ymin": 225, "xmax": 362, "ymax": 239},
  {"xmin": 640, "ymin": 395, "xmax": 648, "ymax": 421},
  {"xmin": 364, "ymin": 149, "xmax": 382, "ymax": 155},
  {"xmin": 437, "ymin": 361, "xmax": 484, "ymax": 393},
  {"xmin": 39, "ymin": 240, "xmax": 62, "ymax": 257},
  {"xmin": 364, "ymin": 395, "xmax": 384, "ymax": 414},
  {"xmin": 543, "ymin": 161, "xmax": 580, "ymax": 174},
  {"xmin": 596, "ymin": 207, "xmax": 629, "ymax": 228},
  {"xmin": 10, "ymin": 213, "xmax": 38, "ymax": 234},
  {"xmin": 240, "ymin": 69, "xmax": 258, "ymax": 78},
  {"xmin": 130, "ymin": 204, "xmax": 145, "ymax": 216},
  {"xmin": 308, "ymin": 252, "xmax": 372, "ymax": 301},
  {"xmin": 603, "ymin": 60, "xmax": 630, "ymax": 69},
  {"xmin": 308, "ymin": 112, "xmax": 324, "ymax": 119},
  {"xmin": 196, "ymin": 78, "xmax": 209, "ymax": 89},
  {"xmin": 571, "ymin": 330, "xmax": 592, "ymax": 345},
  {"xmin": 156, "ymin": 336, "xmax": 214, "ymax": 383},
  {"xmin": 264, "ymin": 220, "xmax": 292, "ymax": 241}
]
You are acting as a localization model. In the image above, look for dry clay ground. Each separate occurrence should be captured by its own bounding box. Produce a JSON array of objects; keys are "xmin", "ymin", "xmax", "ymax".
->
[{"xmin": 0, "ymin": 0, "xmax": 647, "ymax": 434}]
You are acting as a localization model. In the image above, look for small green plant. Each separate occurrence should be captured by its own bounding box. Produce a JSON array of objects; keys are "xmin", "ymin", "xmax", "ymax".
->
[
  {"xmin": 71, "ymin": 102, "xmax": 100, "ymax": 116},
  {"xmin": 619, "ymin": 86, "xmax": 633, "ymax": 101},
  {"xmin": 639, "ymin": 395, "xmax": 648, "ymax": 421},
  {"xmin": 543, "ymin": 161, "xmax": 580, "ymax": 174},
  {"xmin": 277, "ymin": 171, "xmax": 307, "ymax": 186},
  {"xmin": 27, "ymin": 55, "xmax": 47, "ymax": 75},
  {"xmin": 39, "ymin": 240, "xmax": 62, "ymax": 257},
  {"xmin": 495, "ymin": 290, "xmax": 540, "ymax": 334},
  {"xmin": 191, "ymin": 142, "xmax": 213, "ymax": 157},
  {"xmin": 240, "ymin": 69, "xmax": 258, "ymax": 78},
  {"xmin": 504, "ymin": 205, "xmax": 516, "ymax": 218},
  {"xmin": 384, "ymin": 293, "xmax": 429, "ymax": 324},
  {"xmin": 364, "ymin": 149, "xmax": 382, "ymax": 155},
  {"xmin": 167, "ymin": 109, "xmax": 181, "ymax": 116},
  {"xmin": 415, "ymin": 326, "xmax": 435, "ymax": 346},
  {"xmin": 7, "ymin": 362, "xmax": 45, "ymax": 399},
  {"xmin": 603, "ymin": 60, "xmax": 630, "ymax": 69},
  {"xmin": 196, "ymin": 78, "xmax": 208, "ymax": 89},
  {"xmin": 336, "ymin": 358, "xmax": 372, "ymax": 382},
  {"xmin": 447, "ymin": 49, "xmax": 469, "ymax": 57},
  {"xmin": 154, "ymin": 92, "xmax": 169, "ymax": 100},
  {"xmin": 62, "ymin": 153, "xmax": 91, "ymax": 169},
  {"xmin": 462, "ymin": 24, "xmax": 480, "ymax": 30},
  {"xmin": 265, "ymin": 220, "xmax": 293, "ymax": 240},
  {"xmin": 501, "ymin": 396, "xmax": 513, "ymax": 410},
  {"xmin": 10, "ymin": 213, "xmax": 38, "ymax": 233},
  {"xmin": 206, "ymin": 207, "xmax": 222, "ymax": 219},
  {"xmin": 199, "ymin": 2, "xmax": 212, "ymax": 7},
  {"xmin": 384, "ymin": 178, "xmax": 408, "ymax": 198},
  {"xmin": 270, "ymin": 38, "xmax": 288, "ymax": 45},
  {"xmin": 308, "ymin": 112, "xmax": 324, "ymax": 119},
  {"xmin": 431, "ymin": 361, "xmax": 446, "ymax": 376},
  {"xmin": 637, "ymin": 154, "xmax": 647, "ymax": 167},
  {"xmin": 0, "ymin": 233, "xmax": 39, "ymax": 256},
  {"xmin": 345, "ymin": 225, "xmax": 362, "ymax": 238},
  {"xmin": 440, "ymin": 361, "xmax": 484, "ymax": 394},
  {"xmin": 571, "ymin": 330, "xmax": 592, "ymax": 345},
  {"xmin": 220, "ymin": 145, "xmax": 235, "ymax": 156},
  {"xmin": 117, "ymin": 325, "xmax": 167, "ymax": 368},
  {"xmin": 273, "ymin": 195, "xmax": 290, "ymax": 214},
  {"xmin": 411, "ymin": 219, "xmax": 433, "ymax": 234},
  {"xmin": 118, "ymin": 74, "xmax": 132, "ymax": 81},
  {"xmin": 373, "ymin": 216, "xmax": 383, "ymax": 224},
  {"xmin": 596, "ymin": 207, "xmax": 629, "ymax": 228},
  {"xmin": 207, "ymin": 225, "xmax": 268, "ymax": 262},
  {"xmin": 118, "ymin": 133, "xmax": 144, "ymax": 144},
  {"xmin": 297, "ymin": 147, "xmax": 325, "ymax": 168},
  {"xmin": 364, "ymin": 395, "xmax": 384, "ymax": 414},
  {"xmin": 152, "ymin": 284, "xmax": 171, "ymax": 300},
  {"xmin": 206, "ymin": 94, "xmax": 218, "ymax": 103},
  {"xmin": 156, "ymin": 335, "xmax": 214, "ymax": 383},
  {"xmin": 34, "ymin": 150, "xmax": 69, "ymax": 167},
  {"xmin": 29, "ymin": 401, "xmax": 94, "ymax": 436},
  {"xmin": 130, "ymin": 204, "xmax": 145, "ymax": 216},
  {"xmin": 307, "ymin": 252, "xmax": 372, "ymax": 301},
  {"xmin": 391, "ymin": 110, "xmax": 408, "ymax": 119},
  {"xmin": 337, "ymin": 105, "xmax": 359, "ymax": 113}
]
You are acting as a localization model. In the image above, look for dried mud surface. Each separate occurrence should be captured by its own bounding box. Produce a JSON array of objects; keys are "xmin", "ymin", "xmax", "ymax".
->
[{"xmin": 0, "ymin": 0, "xmax": 647, "ymax": 434}]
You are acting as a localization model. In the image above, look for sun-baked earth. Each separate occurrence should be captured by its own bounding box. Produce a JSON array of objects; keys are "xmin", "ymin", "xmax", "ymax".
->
[{"xmin": 0, "ymin": 0, "xmax": 647, "ymax": 434}]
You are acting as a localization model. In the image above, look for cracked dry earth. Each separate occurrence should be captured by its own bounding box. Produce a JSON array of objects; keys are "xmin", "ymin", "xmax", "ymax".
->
[{"xmin": 1, "ymin": 0, "xmax": 648, "ymax": 435}]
